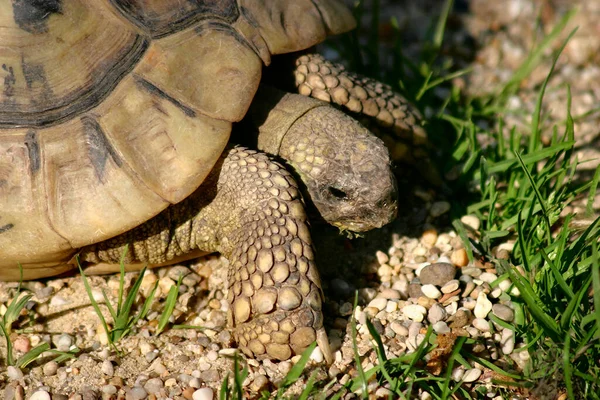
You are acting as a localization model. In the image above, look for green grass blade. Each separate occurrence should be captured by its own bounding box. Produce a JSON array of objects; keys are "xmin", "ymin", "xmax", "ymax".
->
[
  {"xmin": 15, "ymin": 342, "xmax": 49, "ymax": 369},
  {"xmin": 529, "ymin": 28, "xmax": 578, "ymax": 151},
  {"xmin": 78, "ymin": 259, "xmax": 112, "ymax": 347},
  {"xmin": 156, "ymin": 274, "xmax": 182, "ymax": 335}
]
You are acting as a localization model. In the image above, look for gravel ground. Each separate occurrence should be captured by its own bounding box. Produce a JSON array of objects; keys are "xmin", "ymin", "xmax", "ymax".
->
[{"xmin": 2, "ymin": 1, "xmax": 599, "ymax": 399}]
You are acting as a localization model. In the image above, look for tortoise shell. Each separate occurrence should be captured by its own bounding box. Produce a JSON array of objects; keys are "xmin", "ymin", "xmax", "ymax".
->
[{"xmin": 0, "ymin": 0, "xmax": 354, "ymax": 277}]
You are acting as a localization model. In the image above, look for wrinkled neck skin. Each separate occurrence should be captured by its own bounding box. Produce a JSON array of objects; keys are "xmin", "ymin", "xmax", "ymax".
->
[{"xmin": 278, "ymin": 106, "xmax": 398, "ymax": 232}]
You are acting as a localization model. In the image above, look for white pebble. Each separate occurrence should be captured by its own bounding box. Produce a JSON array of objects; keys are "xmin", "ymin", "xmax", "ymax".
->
[
  {"xmin": 421, "ymin": 284, "xmax": 442, "ymax": 299},
  {"xmin": 427, "ymin": 303, "xmax": 446, "ymax": 324},
  {"xmin": 29, "ymin": 391, "xmax": 51, "ymax": 400},
  {"xmin": 472, "ymin": 318, "xmax": 491, "ymax": 332},
  {"xmin": 474, "ymin": 292, "xmax": 493, "ymax": 318},
  {"xmin": 385, "ymin": 301, "xmax": 398, "ymax": 313},
  {"xmin": 462, "ymin": 368, "xmax": 482, "ymax": 382},
  {"xmin": 441, "ymin": 280, "xmax": 460, "ymax": 294},
  {"xmin": 490, "ymin": 287, "xmax": 503, "ymax": 298},
  {"xmin": 101, "ymin": 360, "xmax": 114, "ymax": 376},
  {"xmin": 444, "ymin": 301, "xmax": 458, "ymax": 316},
  {"xmin": 193, "ymin": 387, "xmax": 214, "ymax": 400},
  {"xmin": 56, "ymin": 334, "xmax": 73, "ymax": 352},
  {"xmin": 402, "ymin": 305, "xmax": 427, "ymax": 322},
  {"xmin": 375, "ymin": 250, "xmax": 389, "ymax": 265},
  {"xmin": 206, "ymin": 350, "xmax": 218, "ymax": 361},
  {"xmin": 368, "ymin": 297, "xmax": 388, "ymax": 311},
  {"xmin": 432, "ymin": 321, "xmax": 450, "ymax": 334},
  {"xmin": 460, "ymin": 215, "xmax": 480, "ymax": 231},
  {"xmin": 7, "ymin": 366, "xmax": 23, "ymax": 380},
  {"xmin": 501, "ymin": 329, "xmax": 515, "ymax": 355},
  {"xmin": 310, "ymin": 346, "xmax": 324, "ymax": 363},
  {"xmin": 498, "ymin": 279, "xmax": 512, "ymax": 291},
  {"xmin": 49, "ymin": 295, "xmax": 69, "ymax": 307},
  {"xmin": 479, "ymin": 272, "xmax": 498, "ymax": 283},
  {"xmin": 390, "ymin": 322, "xmax": 408, "ymax": 336},
  {"xmin": 451, "ymin": 367, "xmax": 464, "ymax": 381}
]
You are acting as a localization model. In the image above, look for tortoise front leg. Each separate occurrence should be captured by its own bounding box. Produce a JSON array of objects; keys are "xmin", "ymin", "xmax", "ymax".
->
[{"xmin": 80, "ymin": 147, "xmax": 331, "ymax": 362}]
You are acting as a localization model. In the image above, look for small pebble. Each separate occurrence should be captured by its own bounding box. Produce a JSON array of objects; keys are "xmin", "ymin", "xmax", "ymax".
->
[
  {"xmin": 189, "ymin": 378, "xmax": 202, "ymax": 389},
  {"xmin": 102, "ymin": 385, "xmax": 117, "ymax": 395},
  {"xmin": 129, "ymin": 386, "xmax": 147, "ymax": 400},
  {"xmin": 450, "ymin": 248, "xmax": 469, "ymax": 267},
  {"xmin": 379, "ymin": 288, "xmax": 401, "ymax": 300},
  {"xmin": 144, "ymin": 378, "xmax": 164, "ymax": 394},
  {"xmin": 42, "ymin": 361, "xmax": 58, "ymax": 377},
  {"xmin": 421, "ymin": 284, "xmax": 442, "ymax": 299},
  {"xmin": 56, "ymin": 333, "xmax": 73, "ymax": 352},
  {"xmin": 390, "ymin": 322, "xmax": 409, "ymax": 336},
  {"xmin": 492, "ymin": 304, "xmax": 514, "ymax": 322},
  {"xmin": 472, "ymin": 318, "xmax": 491, "ymax": 332},
  {"xmin": 49, "ymin": 296, "xmax": 69, "ymax": 307},
  {"xmin": 462, "ymin": 368, "xmax": 482, "ymax": 383},
  {"xmin": 432, "ymin": 321, "xmax": 451, "ymax": 334},
  {"xmin": 427, "ymin": 303, "xmax": 447, "ymax": 324},
  {"xmin": 479, "ymin": 272, "xmax": 498, "ymax": 283},
  {"xmin": 403, "ymin": 304, "xmax": 427, "ymax": 322},
  {"xmin": 474, "ymin": 292, "xmax": 493, "ymax": 319},
  {"xmin": 460, "ymin": 215, "xmax": 480, "ymax": 231},
  {"xmin": 421, "ymin": 229, "xmax": 438, "ymax": 247},
  {"xmin": 250, "ymin": 375, "xmax": 269, "ymax": 392},
  {"xmin": 501, "ymin": 329, "xmax": 515, "ymax": 355},
  {"xmin": 101, "ymin": 360, "xmax": 114, "ymax": 376},
  {"xmin": 440, "ymin": 280, "xmax": 460, "ymax": 294},
  {"xmin": 29, "ymin": 391, "xmax": 51, "ymax": 400},
  {"xmin": 385, "ymin": 301, "xmax": 398, "ymax": 313},
  {"xmin": 419, "ymin": 263, "xmax": 456, "ymax": 286},
  {"xmin": 375, "ymin": 250, "xmax": 389, "ymax": 265},
  {"xmin": 12, "ymin": 336, "xmax": 31, "ymax": 353},
  {"xmin": 451, "ymin": 367, "xmax": 464, "ymax": 382},
  {"xmin": 310, "ymin": 346, "xmax": 324, "ymax": 363},
  {"xmin": 368, "ymin": 297, "xmax": 388, "ymax": 311},
  {"xmin": 7, "ymin": 366, "xmax": 23, "ymax": 380}
]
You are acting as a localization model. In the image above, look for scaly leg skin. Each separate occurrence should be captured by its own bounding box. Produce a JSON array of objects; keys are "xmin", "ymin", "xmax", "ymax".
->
[
  {"xmin": 292, "ymin": 53, "xmax": 441, "ymax": 185},
  {"xmin": 80, "ymin": 147, "xmax": 331, "ymax": 363}
]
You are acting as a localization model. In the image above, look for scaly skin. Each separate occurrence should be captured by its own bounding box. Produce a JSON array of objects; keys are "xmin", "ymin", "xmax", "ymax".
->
[
  {"xmin": 81, "ymin": 147, "xmax": 331, "ymax": 362},
  {"xmin": 292, "ymin": 53, "xmax": 441, "ymax": 185}
]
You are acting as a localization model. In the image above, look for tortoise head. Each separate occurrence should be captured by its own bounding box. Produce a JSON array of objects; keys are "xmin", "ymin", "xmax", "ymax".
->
[{"xmin": 280, "ymin": 106, "xmax": 398, "ymax": 232}]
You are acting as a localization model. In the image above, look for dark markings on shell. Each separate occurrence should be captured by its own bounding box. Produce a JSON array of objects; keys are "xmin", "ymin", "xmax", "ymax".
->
[
  {"xmin": 11, "ymin": 0, "xmax": 62, "ymax": 34},
  {"xmin": 24, "ymin": 130, "xmax": 40, "ymax": 174},
  {"xmin": 109, "ymin": 0, "xmax": 239, "ymax": 39},
  {"xmin": 21, "ymin": 58, "xmax": 53, "ymax": 107},
  {"xmin": 194, "ymin": 20, "xmax": 252, "ymax": 53},
  {"xmin": 2, "ymin": 64, "xmax": 16, "ymax": 100},
  {"xmin": 133, "ymin": 75, "xmax": 197, "ymax": 118},
  {"xmin": 0, "ymin": 36, "xmax": 149, "ymax": 129},
  {"xmin": 81, "ymin": 116, "xmax": 123, "ymax": 182},
  {"xmin": 0, "ymin": 223, "xmax": 14, "ymax": 234}
]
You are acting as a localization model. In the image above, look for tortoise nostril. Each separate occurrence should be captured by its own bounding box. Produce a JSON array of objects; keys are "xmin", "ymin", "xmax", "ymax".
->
[{"xmin": 328, "ymin": 187, "xmax": 348, "ymax": 199}]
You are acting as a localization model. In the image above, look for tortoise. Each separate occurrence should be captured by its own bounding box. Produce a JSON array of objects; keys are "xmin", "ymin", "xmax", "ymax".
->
[{"xmin": 0, "ymin": 0, "xmax": 426, "ymax": 362}]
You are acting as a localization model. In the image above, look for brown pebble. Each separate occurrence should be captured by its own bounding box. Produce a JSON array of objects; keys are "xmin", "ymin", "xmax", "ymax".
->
[
  {"xmin": 12, "ymin": 335, "xmax": 31, "ymax": 353},
  {"xmin": 421, "ymin": 229, "xmax": 438, "ymax": 247},
  {"xmin": 451, "ymin": 248, "xmax": 469, "ymax": 267},
  {"xmin": 182, "ymin": 387, "xmax": 195, "ymax": 400},
  {"xmin": 417, "ymin": 296, "xmax": 436, "ymax": 309},
  {"xmin": 419, "ymin": 263, "xmax": 457, "ymax": 286},
  {"xmin": 437, "ymin": 288, "xmax": 461, "ymax": 304}
]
